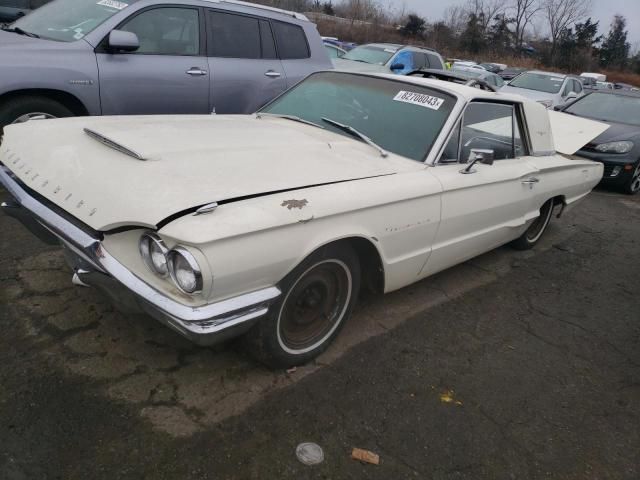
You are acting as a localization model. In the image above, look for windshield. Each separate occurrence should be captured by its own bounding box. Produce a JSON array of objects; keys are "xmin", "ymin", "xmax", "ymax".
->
[
  {"xmin": 566, "ymin": 93, "xmax": 640, "ymax": 126},
  {"xmin": 10, "ymin": 0, "xmax": 137, "ymax": 42},
  {"xmin": 260, "ymin": 72, "xmax": 456, "ymax": 161},
  {"xmin": 342, "ymin": 45, "xmax": 397, "ymax": 65},
  {"xmin": 509, "ymin": 72, "xmax": 565, "ymax": 94}
]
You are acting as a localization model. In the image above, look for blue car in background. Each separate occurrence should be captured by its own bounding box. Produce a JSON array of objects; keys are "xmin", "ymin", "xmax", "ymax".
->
[{"xmin": 333, "ymin": 43, "xmax": 445, "ymax": 75}]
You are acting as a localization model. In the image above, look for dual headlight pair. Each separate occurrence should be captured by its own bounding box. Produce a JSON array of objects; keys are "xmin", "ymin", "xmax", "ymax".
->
[{"xmin": 139, "ymin": 233, "xmax": 203, "ymax": 295}]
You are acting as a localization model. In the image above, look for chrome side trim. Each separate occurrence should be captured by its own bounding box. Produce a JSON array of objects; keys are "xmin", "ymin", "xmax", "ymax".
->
[
  {"xmin": 83, "ymin": 128, "xmax": 146, "ymax": 161},
  {"xmin": 0, "ymin": 164, "xmax": 281, "ymax": 327}
]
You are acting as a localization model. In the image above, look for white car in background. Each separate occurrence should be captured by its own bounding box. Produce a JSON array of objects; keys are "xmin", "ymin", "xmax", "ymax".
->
[
  {"xmin": 0, "ymin": 71, "xmax": 605, "ymax": 367},
  {"xmin": 501, "ymin": 70, "xmax": 585, "ymax": 108}
]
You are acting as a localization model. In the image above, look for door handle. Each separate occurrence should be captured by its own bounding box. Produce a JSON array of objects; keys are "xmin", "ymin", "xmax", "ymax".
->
[
  {"xmin": 264, "ymin": 70, "xmax": 281, "ymax": 78},
  {"xmin": 186, "ymin": 68, "xmax": 207, "ymax": 76},
  {"xmin": 521, "ymin": 177, "xmax": 540, "ymax": 184}
]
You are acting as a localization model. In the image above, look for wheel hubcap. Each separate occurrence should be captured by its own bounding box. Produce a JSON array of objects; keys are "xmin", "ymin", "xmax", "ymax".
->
[
  {"xmin": 278, "ymin": 260, "xmax": 351, "ymax": 354},
  {"xmin": 631, "ymin": 164, "xmax": 640, "ymax": 193},
  {"xmin": 12, "ymin": 112, "xmax": 57, "ymax": 124},
  {"xmin": 526, "ymin": 200, "xmax": 553, "ymax": 242}
]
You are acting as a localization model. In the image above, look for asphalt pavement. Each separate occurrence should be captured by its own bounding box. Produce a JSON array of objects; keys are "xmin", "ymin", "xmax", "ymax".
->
[{"xmin": 0, "ymin": 188, "xmax": 638, "ymax": 479}]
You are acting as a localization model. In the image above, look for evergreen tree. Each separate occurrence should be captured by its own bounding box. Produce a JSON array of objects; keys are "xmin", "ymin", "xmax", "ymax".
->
[
  {"xmin": 460, "ymin": 13, "xmax": 485, "ymax": 54},
  {"xmin": 600, "ymin": 15, "xmax": 630, "ymax": 69},
  {"xmin": 401, "ymin": 14, "xmax": 426, "ymax": 37}
]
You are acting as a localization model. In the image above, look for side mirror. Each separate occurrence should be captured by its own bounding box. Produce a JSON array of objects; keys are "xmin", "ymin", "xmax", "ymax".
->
[
  {"xmin": 108, "ymin": 30, "xmax": 139, "ymax": 53},
  {"xmin": 565, "ymin": 92, "xmax": 578, "ymax": 100},
  {"xmin": 390, "ymin": 62, "xmax": 405, "ymax": 71},
  {"xmin": 461, "ymin": 149, "xmax": 494, "ymax": 174}
]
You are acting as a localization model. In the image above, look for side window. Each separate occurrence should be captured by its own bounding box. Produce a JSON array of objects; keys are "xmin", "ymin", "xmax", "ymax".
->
[
  {"xmin": 460, "ymin": 103, "xmax": 515, "ymax": 162},
  {"xmin": 259, "ymin": 19, "xmax": 277, "ymax": 59},
  {"xmin": 272, "ymin": 21, "xmax": 309, "ymax": 59},
  {"xmin": 426, "ymin": 53, "xmax": 442, "ymax": 69},
  {"xmin": 562, "ymin": 80, "xmax": 572, "ymax": 96},
  {"xmin": 392, "ymin": 50, "xmax": 412, "ymax": 69},
  {"xmin": 121, "ymin": 8, "xmax": 199, "ymax": 55},
  {"xmin": 513, "ymin": 107, "xmax": 525, "ymax": 157},
  {"xmin": 495, "ymin": 75, "xmax": 505, "ymax": 88},
  {"xmin": 573, "ymin": 79, "xmax": 583, "ymax": 94},
  {"xmin": 209, "ymin": 11, "xmax": 260, "ymax": 58},
  {"xmin": 411, "ymin": 52, "xmax": 426, "ymax": 70},
  {"xmin": 439, "ymin": 120, "xmax": 461, "ymax": 163}
]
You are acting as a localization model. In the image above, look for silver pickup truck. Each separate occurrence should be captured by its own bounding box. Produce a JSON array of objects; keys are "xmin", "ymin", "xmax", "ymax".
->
[{"xmin": 0, "ymin": 0, "xmax": 331, "ymax": 131}]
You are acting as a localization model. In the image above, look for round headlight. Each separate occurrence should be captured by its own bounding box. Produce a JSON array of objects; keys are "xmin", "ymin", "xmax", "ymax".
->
[
  {"xmin": 168, "ymin": 247, "xmax": 203, "ymax": 294},
  {"xmin": 139, "ymin": 233, "xmax": 169, "ymax": 277}
]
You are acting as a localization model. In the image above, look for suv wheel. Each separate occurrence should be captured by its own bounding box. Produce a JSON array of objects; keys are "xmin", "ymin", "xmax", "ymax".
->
[{"xmin": 0, "ymin": 96, "xmax": 74, "ymax": 136}]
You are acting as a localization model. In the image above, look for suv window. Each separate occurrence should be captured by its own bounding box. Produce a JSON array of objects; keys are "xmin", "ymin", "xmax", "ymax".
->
[
  {"xmin": 121, "ymin": 7, "xmax": 199, "ymax": 56},
  {"xmin": 209, "ymin": 11, "xmax": 261, "ymax": 59},
  {"xmin": 562, "ymin": 80, "xmax": 573, "ymax": 97},
  {"xmin": 572, "ymin": 79, "xmax": 583, "ymax": 94},
  {"xmin": 425, "ymin": 52, "xmax": 442, "ymax": 69},
  {"xmin": 460, "ymin": 102, "xmax": 516, "ymax": 162},
  {"xmin": 272, "ymin": 21, "xmax": 309, "ymax": 59}
]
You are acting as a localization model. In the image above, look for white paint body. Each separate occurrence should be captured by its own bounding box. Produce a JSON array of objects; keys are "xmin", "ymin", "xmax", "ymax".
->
[{"xmin": 0, "ymin": 73, "xmax": 605, "ymax": 310}]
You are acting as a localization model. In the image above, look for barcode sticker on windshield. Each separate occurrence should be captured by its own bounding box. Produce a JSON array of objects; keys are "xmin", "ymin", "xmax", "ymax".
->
[
  {"xmin": 97, "ymin": 0, "xmax": 128, "ymax": 9},
  {"xmin": 393, "ymin": 91, "xmax": 444, "ymax": 110}
]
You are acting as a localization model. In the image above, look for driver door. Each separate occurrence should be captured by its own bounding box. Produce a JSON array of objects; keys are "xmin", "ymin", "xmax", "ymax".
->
[
  {"xmin": 422, "ymin": 101, "xmax": 541, "ymax": 277},
  {"xmin": 96, "ymin": 6, "xmax": 211, "ymax": 115}
]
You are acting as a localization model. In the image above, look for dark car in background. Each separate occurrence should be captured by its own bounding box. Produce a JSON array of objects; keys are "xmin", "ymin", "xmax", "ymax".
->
[
  {"xmin": 499, "ymin": 66, "xmax": 526, "ymax": 80},
  {"xmin": 558, "ymin": 90, "xmax": 640, "ymax": 194},
  {"xmin": 0, "ymin": 0, "xmax": 48, "ymax": 23}
]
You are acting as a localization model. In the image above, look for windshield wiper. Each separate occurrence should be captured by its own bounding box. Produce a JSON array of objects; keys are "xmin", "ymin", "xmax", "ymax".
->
[
  {"xmin": 1, "ymin": 26, "xmax": 40, "ymax": 38},
  {"xmin": 321, "ymin": 117, "xmax": 388, "ymax": 157},
  {"xmin": 256, "ymin": 112, "xmax": 324, "ymax": 129}
]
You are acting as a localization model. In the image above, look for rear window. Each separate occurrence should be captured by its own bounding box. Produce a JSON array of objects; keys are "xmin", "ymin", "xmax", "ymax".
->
[
  {"xmin": 272, "ymin": 21, "xmax": 309, "ymax": 59},
  {"xmin": 509, "ymin": 72, "xmax": 565, "ymax": 94}
]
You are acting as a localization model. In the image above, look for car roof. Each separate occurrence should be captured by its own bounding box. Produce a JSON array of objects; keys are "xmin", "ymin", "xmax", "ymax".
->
[
  {"xmin": 527, "ymin": 70, "xmax": 581, "ymax": 80},
  {"xmin": 357, "ymin": 43, "xmax": 438, "ymax": 53},
  {"xmin": 585, "ymin": 88, "xmax": 640, "ymax": 98},
  {"xmin": 199, "ymin": 0, "xmax": 309, "ymax": 21},
  {"xmin": 332, "ymin": 70, "xmax": 527, "ymax": 103}
]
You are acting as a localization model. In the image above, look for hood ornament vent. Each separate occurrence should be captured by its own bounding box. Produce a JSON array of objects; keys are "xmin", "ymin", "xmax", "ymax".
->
[{"xmin": 84, "ymin": 128, "xmax": 145, "ymax": 161}]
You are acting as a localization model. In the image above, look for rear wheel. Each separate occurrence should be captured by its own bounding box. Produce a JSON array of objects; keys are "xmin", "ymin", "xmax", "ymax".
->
[
  {"xmin": 511, "ymin": 199, "xmax": 555, "ymax": 250},
  {"xmin": 622, "ymin": 162, "xmax": 640, "ymax": 195},
  {"xmin": 244, "ymin": 243, "xmax": 361, "ymax": 368},
  {"xmin": 0, "ymin": 96, "xmax": 74, "ymax": 138}
]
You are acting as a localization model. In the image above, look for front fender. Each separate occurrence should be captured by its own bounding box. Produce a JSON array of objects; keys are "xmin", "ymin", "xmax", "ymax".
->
[{"xmin": 0, "ymin": 45, "xmax": 100, "ymax": 114}]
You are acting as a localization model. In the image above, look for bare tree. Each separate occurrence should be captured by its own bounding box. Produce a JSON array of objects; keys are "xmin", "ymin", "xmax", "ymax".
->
[
  {"xmin": 444, "ymin": 4, "xmax": 468, "ymax": 35},
  {"xmin": 543, "ymin": 0, "xmax": 591, "ymax": 59},
  {"xmin": 511, "ymin": 0, "xmax": 541, "ymax": 50},
  {"xmin": 467, "ymin": 0, "xmax": 508, "ymax": 34}
]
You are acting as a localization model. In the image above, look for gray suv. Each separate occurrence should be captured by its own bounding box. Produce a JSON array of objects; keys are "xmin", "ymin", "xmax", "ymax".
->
[{"xmin": 0, "ymin": 0, "xmax": 331, "ymax": 130}]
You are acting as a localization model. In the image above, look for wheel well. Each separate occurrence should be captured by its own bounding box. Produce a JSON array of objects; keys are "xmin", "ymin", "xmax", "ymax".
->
[
  {"xmin": 329, "ymin": 237, "xmax": 385, "ymax": 294},
  {"xmin": 0, "ymin": 89, "xmax": 89, "ymax": 116}
]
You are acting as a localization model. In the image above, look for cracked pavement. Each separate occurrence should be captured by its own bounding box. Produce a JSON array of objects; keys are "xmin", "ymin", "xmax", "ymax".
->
[{"xmin": 1, "ymin": 188, "xmax": 639, "ymax": 479}]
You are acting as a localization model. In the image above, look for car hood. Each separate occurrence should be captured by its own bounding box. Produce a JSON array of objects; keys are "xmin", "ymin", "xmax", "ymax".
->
[
  {"xmin": 583, "ymin": 119, "xmax": 640, "ymax": 145},
  {"xmin": 332, "ymin": 58, "xmax": 389, "ymax": 73},
  {"xmin": 1, "ymin": 115, "xmax": 412, "ymax": 231},
  {"xmin": 0, "ymin": 29, "xmax": 49, "ymax": 49}
]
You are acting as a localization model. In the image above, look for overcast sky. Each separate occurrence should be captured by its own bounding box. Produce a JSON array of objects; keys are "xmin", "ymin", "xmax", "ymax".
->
[{"xmin": 392, "ymin": 0, "xmax": 640, "ymax": 46}]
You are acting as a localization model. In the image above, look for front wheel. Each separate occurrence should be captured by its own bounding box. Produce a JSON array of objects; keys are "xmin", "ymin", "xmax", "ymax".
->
[
  {"xmin": 511, "ymin": 199, "xmax": 555, "ymax": 250},
  {"xmin": 0, "ymin": 96, "xmax": 74, "ymax": 137},
  {"xmin": 244, "ymin": 243, "xmax": 361, "ymax": 368},
  {"xmin": 622, "ymin": 162, "xmax": 640, "ymax": 195}
]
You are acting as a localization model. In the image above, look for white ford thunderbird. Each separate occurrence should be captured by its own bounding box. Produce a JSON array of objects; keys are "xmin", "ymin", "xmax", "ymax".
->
[{"xmin": 0, "ymin": 71, "xmax": 606, "ymax": 367}]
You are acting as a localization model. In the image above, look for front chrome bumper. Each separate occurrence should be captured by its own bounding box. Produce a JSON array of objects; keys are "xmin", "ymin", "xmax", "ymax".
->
[{"xmin": 0, "ymin": 165, "xmax": 281, "ymax": 346}]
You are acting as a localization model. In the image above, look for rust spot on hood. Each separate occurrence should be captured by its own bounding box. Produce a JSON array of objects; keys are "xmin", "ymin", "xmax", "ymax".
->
[{"xmin": 281, "ymin": 199, "xmax": 308, "ymax": 210}]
